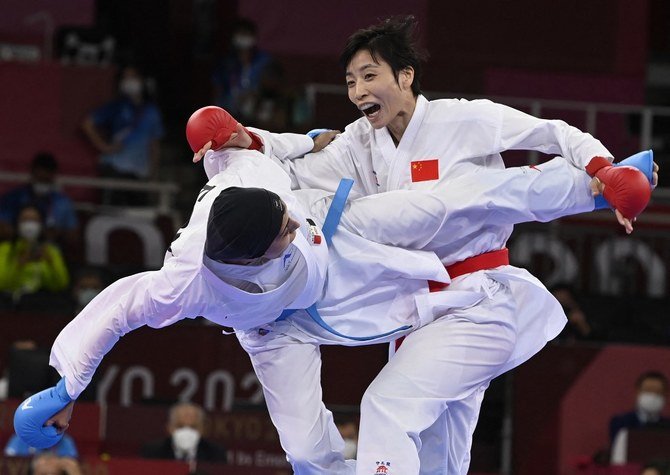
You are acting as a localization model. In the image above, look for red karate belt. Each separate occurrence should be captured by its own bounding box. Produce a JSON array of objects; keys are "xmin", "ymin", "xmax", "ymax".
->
[{"xmin": 394, "ymin": 248, "xmax": 510, "ymax": 351}]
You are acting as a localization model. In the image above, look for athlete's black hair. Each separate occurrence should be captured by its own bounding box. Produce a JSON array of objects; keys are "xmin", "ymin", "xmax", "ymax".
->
[{"xmin": 340, "ymin": 15, "xmax": 427, "ymax": 96}]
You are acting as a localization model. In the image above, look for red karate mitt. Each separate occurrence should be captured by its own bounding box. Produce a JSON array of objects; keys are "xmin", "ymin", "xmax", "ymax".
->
[
  {"xmin": 186, "ymin": 106, "xmax": 262, "ymax": 153},
  {"xmin": 586, "ymin": 156, "xmax": 652, "ymax": 219}
]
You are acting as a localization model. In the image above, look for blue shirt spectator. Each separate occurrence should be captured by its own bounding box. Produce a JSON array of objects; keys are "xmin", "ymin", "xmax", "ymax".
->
[
  {"xmin": 91, "ymin": 96, "xmax": 164, "ymax": 178},
  {"xmin": 212, "ymin": 18, "xmax": 271, "ymax": 123},
  {"xmin": 82, "ymin": 65, "xmax": 164, "ymax": 181},
  {"xmin": 0, "ymin": 153, "xmax": 78, "ymax": 245},
  {"xmin": 4, "ymin": 433, "xmax": 78, "ymax": 458}
]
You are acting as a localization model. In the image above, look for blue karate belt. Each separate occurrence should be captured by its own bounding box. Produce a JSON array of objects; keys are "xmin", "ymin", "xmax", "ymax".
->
[{"xmin": 276, "ymin": 178, "xmax": 412, "ymax": 341}]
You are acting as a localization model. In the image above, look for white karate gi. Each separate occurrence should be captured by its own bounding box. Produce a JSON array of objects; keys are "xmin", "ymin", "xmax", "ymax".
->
[
  {"xmin": 257, "ymin": 96, "xmax": 613, "ymax": 475},
  {"xmin": 49, "ymin": 123, "xmax": 598, "ymax": 475},
  {"xmin": 50, "ymin": 148, "xmax": 447, "ymax": 400}
]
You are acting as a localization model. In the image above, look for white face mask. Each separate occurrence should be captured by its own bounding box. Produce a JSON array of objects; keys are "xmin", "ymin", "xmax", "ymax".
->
[
  {"xmin": 120, "ymin": 78, "xmax": 143, "ymax": 97},
  {"xmin": 33, "ymin": 182, "xmax": 55, "ymax": 195},
  {"xmin": 342, "ymin": 438, "xmax": 357, "ymax": 459},
  {"xmin": 232, "ymin": 34, "xmax": 256, "ymax": 50},
  {"xmin": 637, "ymin": 392, "xmax": 665, "ymax": 415},
  {"xmin": 172, "ymin": 427, "xmax": 200, "ymax": 455},
  {"xmin": 18, "ymin": 221, "xmax": 42, "ymax": 241}
]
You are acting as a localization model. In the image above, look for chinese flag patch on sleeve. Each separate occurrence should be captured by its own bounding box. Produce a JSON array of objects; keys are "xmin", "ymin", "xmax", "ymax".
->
[{"xmin": 410, "ymin": 159, "xmax": 439, "ymax": 182}]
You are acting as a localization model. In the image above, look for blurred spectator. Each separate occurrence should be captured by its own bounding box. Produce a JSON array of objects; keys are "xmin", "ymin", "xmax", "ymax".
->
[
  {"xmin": 641, "ymin": 463, "xmax": 667, "ymax": 475},
  {"xmin": 251, "ymin": 60, "xmax": 310, "ymax": 132},
  {"xmin": 141, "ymin": 402, "xmax": 227, "ymax": 464},
  {"xmin": 71, "ymin": 267, "xmax": 105, "ymax": 314},
  {"xmin": 0, "ymin": 340, "xmax": 33, "ymax": 402},
  {"xmin": 30, "ymin": 453, "xmax": 82, "ymax": 475},
  {"xmin": 335, "ymin": 413, "xmax": 359, "ymax": 460},
  {"xmin": 0, "ymin": 205, "xmax": 69, "ymax": 301},
  {"xmin": 610, "ymin": 371, "xmax": 670, "ymax": 444},
  {"xmin": 211, "ymin": 18, "xmax": 271, "ymax": 123},
  {"xmin": 4, "ymin": 340, "xmax": 48, "ymax": 400},
  {"xmin": 550, "ymin": 283, "xmax": 595, "ymax": 341},
  {"xmin": 640, "ymin": 459, "xmax": 670, "ymax": 475},
  {"xmin": 0, "ymin": 153, "xmax": 78, "ymax": 247},
  {"xmin": 81, "ymin": 64, "xmax": 164, "ymax": 204},
  {"xmin": 4, "ymin": 432, "xmax": 78, "ymax": 459},
  {"xmin": 610, "ymin": 372, "xmax": 670, "ymax": 464}
]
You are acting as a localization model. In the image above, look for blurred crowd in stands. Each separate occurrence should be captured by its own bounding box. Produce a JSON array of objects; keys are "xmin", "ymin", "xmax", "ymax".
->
[{"xmin": 0, "ymin": 16, "xmax": 313, "ymax": 314}]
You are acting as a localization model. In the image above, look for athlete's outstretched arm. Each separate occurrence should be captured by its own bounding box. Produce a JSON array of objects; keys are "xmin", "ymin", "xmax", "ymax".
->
[
  {"xmin": 50, "ymin": 269, "xmax": 191, "ymax": 399},
  {"xmin": 317, "ymin": 158, "xmax": 598, "ymax": 249}
]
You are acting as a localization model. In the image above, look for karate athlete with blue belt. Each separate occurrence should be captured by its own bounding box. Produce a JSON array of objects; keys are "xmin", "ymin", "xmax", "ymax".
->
[{"xmin": 15, "ymin": 104, "xmax": 653, "ymax": 475}]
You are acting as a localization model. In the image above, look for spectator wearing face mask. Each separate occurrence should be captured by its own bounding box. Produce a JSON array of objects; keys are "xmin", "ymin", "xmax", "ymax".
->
[
  {"xmin": 81, "ymin": 64, "xmax": 164, "ymax": 205},
  {"xmin": 211, "ymin": 18, "xmax": 271, "ymax": 124},
  {"xmin": 0, "ymin": 153, "xmax": 78, "ymax": 247},
  {"xmin": 609, "ymin": 371, "xmax": 670, "ymax": 462},
  {"xmin": 70, "ymin": 267, "xmax": 105, "ymax": 314},
  {"xmin": 140, "ymin": 402, "xmax": 227, "ymax": 466},
  {"xmin": 0, "ymin": 205, "xmax": 70, "ymax": 301}
]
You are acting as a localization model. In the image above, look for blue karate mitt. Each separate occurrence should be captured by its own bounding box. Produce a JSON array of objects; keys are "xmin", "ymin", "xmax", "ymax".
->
[{"xmin": 14, "ymin": 377, "xmax": 72, "ymax": 449}]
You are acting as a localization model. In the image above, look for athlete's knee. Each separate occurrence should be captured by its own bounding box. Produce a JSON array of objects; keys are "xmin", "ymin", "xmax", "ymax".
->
[
  {"xmin": 279, "ymin": 428, "xmax": 343, "ymax": 470},
  {"xmin": 284, "ymin": 440, "xmax": 318, "ymax": 465},
  {"xmin": 361, "ymin": 378, "xmax": 401, "ymax": 413},
  {"xmin": 285, "ymin": 445, "xmax": 346, "ymax": 474}
]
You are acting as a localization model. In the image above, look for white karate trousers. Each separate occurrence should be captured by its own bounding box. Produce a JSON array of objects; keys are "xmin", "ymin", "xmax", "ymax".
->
[
  {"xmin": 355, "ymin": 270, "xmax": 547, "ymax": 475},
  {"xmin": 238, "ymin": 316, "xmax": 357, "ymax": 475}
]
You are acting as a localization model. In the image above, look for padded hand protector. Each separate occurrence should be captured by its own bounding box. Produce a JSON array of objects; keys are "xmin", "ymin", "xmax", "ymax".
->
[
  {"xmin": 588, "ymin": 152, "xmax": 653, "ymax": 219},
  {"xmin": 186, "ymin": 106, "xmax": 238, "ymax": 153},
  {"xmin": 14, "ymin": 378, "xmax": 72, "ymax": 449},
  {"xmin": 186, "ymin": 106, "xmax": 263, "ymax": 154}
]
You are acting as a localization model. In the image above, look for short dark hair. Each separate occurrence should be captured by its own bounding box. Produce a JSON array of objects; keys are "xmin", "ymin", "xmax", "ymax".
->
[
  {"xmin": 17, "ymin": 203, "xmax": 43, "ymax": 219},
  {"xmin": 31, "ymin": 152, "xmax": 58, "ymax": 172},
  {"xmin": 636, "ymin": 371, "xmax": 668, "ymax": 390},
  {"xmin": 233, "ymin": 18, "xmax": 258, "ymax": 36},
  {"xmin": 340, "ymin": 15, "xmax": 427, "ymax": 97}
]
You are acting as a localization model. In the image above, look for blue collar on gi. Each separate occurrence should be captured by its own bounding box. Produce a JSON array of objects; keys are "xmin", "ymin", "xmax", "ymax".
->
[{"xmin": 277, "ymin": 178, "xmax": 412, "ymax": 341}]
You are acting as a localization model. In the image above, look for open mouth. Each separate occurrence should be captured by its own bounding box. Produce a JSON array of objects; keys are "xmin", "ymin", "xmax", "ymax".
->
[{"xmin": 361, "ymin": 104, "xmax": 381, "ymax": 117}]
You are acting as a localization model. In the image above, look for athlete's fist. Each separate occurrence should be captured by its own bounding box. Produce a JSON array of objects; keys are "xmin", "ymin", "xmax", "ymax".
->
[
  {"xmin": 186, "ymin": 106, "xmax": 238, "ymax": 153},
  {"xmin": 14, "ymin": 378, "xmax": 74, "ymax": 449},
  {"xmin": 187, "ymin": 106, "xmax": 264, "ymax": 162},
  {"xmin": 587, "ymin": 156, "xmax": 652, "ymax": 220}
]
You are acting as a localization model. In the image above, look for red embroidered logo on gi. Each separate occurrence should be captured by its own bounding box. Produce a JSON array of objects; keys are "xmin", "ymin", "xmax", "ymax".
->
[
  {"xmin": 529, "ymin": 165, "xmax": 541, "ymax": 172},
  {"xmin": 375, "ymin": 461, "xmax": 391, "ymax": 474},
  {"xmin": 410, "ymin": 159, "xmax": 439, "ymax": 182}
]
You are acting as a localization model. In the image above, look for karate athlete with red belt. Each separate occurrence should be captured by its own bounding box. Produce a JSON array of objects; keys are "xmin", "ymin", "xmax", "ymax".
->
[
  {"xmin": 16, "ymin": 104, "xmax": 652, "ymax": 475},
  {"xmin": 223, "ymin": 16, "xmax": 660, "ymax": 475},
  {"xmin": 190, "ymin": 107, "xmax": 653, "ymax": 474}
]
